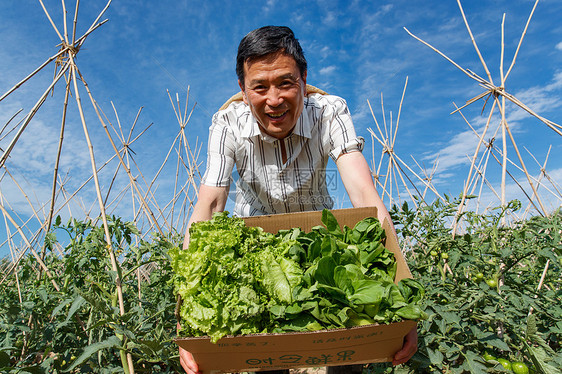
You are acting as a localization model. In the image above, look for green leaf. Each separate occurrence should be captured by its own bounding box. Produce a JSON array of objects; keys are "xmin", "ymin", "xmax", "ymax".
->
[
  {"xmin": 65, "ymin": 335, "xmax": 122, "ymax": 372},
  {"xmin": 321, "ymin": 209, "xmax": 342, "ymax": 237},
  {"xmin": 349, "ymin": 279, "xmax": 387, "ymax": 305},
  {"xmin": 0, "ymin": 351, "xmax": 10, "ymax": 367},
  {"xmin": 51, "ymin": 297, "xmax": 72, "ymax": 318},
  {"xmin": 524, "ymin": 343, "xmax": 559, "ymax": 374},
  {"xmin": 480, "ymin": 334, "xmax": 510, "ymax": 351},
  {"xmin": 427, "ymin": 348, "xmax": 444, "ymax": 366},
  {"xmin": 460, "ymin": 351, "xmax": 488, "ymax": 374},
  {"xmin": 313, "ymin": 256, "xmax": 337, "ymax": 287},
  {"xmin": 65, "ymin": 295, "xmax": 86, "ymax": 323}
]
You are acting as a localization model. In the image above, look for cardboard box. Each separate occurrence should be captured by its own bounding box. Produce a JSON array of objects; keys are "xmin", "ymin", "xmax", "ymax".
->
[{"xmin": 175, "ymin": 207, "xmax": 417, "ymax": 373}]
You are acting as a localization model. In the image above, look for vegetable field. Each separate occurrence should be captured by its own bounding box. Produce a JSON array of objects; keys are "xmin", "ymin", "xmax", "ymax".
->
[
  {"xmin": 1, "ymin": 2, "xmax": 561, "ymax": 373},
  {"xmin": 1, "ymin": 199, "xmax": 560, "ymax": 373}
]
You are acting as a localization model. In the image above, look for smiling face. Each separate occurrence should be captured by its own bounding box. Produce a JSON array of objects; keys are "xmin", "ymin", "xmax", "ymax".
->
[{"xmin": 239, "ymin": 52, "xmax": 307, "ymax": 139}]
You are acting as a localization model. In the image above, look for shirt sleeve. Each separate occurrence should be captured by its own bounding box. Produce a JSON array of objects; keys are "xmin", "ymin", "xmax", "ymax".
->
[
  {"xmin": 201, "ymin": 112, "xmax": 237, "ymax": 187},
  {"xmin": 326, "ymin": 96, "xmax": 365, "ymax": 162}
]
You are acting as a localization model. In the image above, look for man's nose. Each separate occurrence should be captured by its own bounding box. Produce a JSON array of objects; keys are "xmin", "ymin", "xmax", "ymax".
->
[{"xmin": 266, "ymin": 87, "xmax": 284, "ymax": 107}]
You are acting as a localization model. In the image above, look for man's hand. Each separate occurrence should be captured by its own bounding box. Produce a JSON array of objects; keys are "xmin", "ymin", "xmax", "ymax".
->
[
  {"xmin": 178, "ymin": 322, "xmax": 199, "ymax": 374},
  {"xmin": 179, "ymin": 346, "xmax": 199, "ymax": 374},
  {"xmin": 392, "ymin": 327, "xmax": 418, "ymax": 366}
]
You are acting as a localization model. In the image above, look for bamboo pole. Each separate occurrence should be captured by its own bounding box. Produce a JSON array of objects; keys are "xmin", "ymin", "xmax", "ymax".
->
[
  {"xmin": 68, "ymin": 58, "xmax": 135, "ymax": 373},
  {"xmin": 38, "ymin": 0, "xmax": 64, "ymax": 42},
  {"xmin": 505, "ymin": 0, "xmax": 540, "ymax": 81},
  {"xmin": 500, "ymin": 14, "xmax": 508, "ymax": 210},
  {"xmin": 0, "ymin": 109, "xmax": 24, "ymax": 142},
  {"xmin": 0, "ymin": 194, "xmax": 23, "ymax": 303},
  {"xmin": 502, "ymin": 118, "xmax": 547, "ymax": 215},
  {"xmin": 456, "ymin": 0, "xmax": 494, "ymax": 84},
  {"xmin": 0, "ymin": 49, "xmax": 68, "ymax": 103},
  {"xmin": 404, "ymin": 23, "xmax": 562, "ymax": 136},
  {"xmin": 528, "ymin": 259, "xmax": 549, "ymax": 317},
  {"xmin": 79, "ymin": 0, "xmax": 112, "ymax": 45},
  {"xmin": 61, "ymin": 0, "xmax": 69, "ymax": 44},
  {"xmin": 72, "ymin": 0, "xmax": 80, "ymax": 44},
  {"xmin": 452, "ymin": 99, "xmax": 498, "ymax": 236},
  {"xmin": 0, "ymin": 202, "xmax": 60, "ymax": 291},
  {"xmin": 0, "ymin": 61, "xmax": 71, "ymax": 168}
]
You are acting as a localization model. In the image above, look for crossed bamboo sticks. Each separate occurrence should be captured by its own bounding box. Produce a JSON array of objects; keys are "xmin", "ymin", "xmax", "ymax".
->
[{"xmin": 403, "ymin": 0, "xmax": 560, "ymax": 233}]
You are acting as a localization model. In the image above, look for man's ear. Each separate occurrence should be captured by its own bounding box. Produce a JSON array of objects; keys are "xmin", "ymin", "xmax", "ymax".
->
[{"xmin": 238, "ymin": 80, "xmax": 248, "ymax": 104}]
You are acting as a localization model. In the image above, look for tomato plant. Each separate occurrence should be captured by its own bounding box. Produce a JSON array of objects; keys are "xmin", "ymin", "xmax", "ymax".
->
[
  {"xmin": 1, "ymin": 198, "xmax": 561, "ymax": 374},
  {"xmin": 388, "ymin": 197, "xmax": 562, "ymax": 373},
  {"xmin": 0, "ymin": 217, "xmax": 183, "ymax": 373}
]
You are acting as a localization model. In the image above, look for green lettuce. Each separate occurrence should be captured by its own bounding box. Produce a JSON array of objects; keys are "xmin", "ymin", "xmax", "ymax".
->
[{"xmin": 170, "ymin": 209, "xmax": 426, "ymax": 343}]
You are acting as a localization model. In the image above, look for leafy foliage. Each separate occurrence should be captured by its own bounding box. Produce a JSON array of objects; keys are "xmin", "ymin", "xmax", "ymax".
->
[
  {"xmin": 382, "ymin": 197, "xmax": 562, "ymax": 374},
  {"xmin": 0, "ymin": 217, "xmax": 182, "ymax": 373},
  {"xmin": 1, "ymin": 199, "xmax": 560, "ymax": 373}
]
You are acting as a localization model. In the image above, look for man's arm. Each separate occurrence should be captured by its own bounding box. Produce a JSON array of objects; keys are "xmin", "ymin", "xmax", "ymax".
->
[
  {"xmin": 180, "ymin": 184, "xmax": 229, "ymax": 374},
  {"xmin": 336, "ymin": 151, "xmax": 391, "ymax": 223},
  {"xmin": 183, "ymin": 184, "xmax": 229, "ymax": 249},
  {"xmin": 336, "ymin": 150, "xmax": 418, "ymax": 365}
]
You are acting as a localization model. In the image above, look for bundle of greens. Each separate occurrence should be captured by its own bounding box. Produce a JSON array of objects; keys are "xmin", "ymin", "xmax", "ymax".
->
[{"xmin": 170, "ymin": 209, "xmax": 426, "ymax": 343}]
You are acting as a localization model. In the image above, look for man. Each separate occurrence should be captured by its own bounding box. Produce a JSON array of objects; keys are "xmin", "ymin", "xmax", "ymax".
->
[{"xmin": 179, "ymin": 25, "xmax": 417, "ymax": 374}]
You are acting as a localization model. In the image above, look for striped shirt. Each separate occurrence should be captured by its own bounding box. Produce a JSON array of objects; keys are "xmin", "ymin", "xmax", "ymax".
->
[{"xmin": 202, "ymin": 93, "xmax": 364, "ymax": 217}]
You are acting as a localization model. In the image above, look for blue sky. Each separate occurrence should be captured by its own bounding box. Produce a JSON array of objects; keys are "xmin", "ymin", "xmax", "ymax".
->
[{"xmin": 1, "ymin": 0, "xmax": 561, "ymax": 257}]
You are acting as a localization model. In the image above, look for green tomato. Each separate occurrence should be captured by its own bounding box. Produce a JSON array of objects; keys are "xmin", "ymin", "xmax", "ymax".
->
[
  {"xmin": 440, "ymin": 252, "xmax": 449, "ymax": 259},
  {"xmin": 486, "ymin": 278, "xmax": 498, "ymax": 288},
  {"xmin": 512, "ymin": 362, "xmax": 529, "ymax": 374},
  {"xmin": 430, "ymin": 250, "xmax": 438, "ymax": 257},
  {"xmin": 482, "ymin": 352, "xmax": 496, "ymax": 361},
  {"xmin": 497, "ymin": 358, "xmax": 512, "ymax": 371},
  {"xmin": 475, "ymin": 272, "xmax": 484, "ymax": 280}
]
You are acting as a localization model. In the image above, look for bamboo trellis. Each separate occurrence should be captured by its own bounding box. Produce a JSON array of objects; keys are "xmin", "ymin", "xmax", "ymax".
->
[
  {"xmin": 0, "ymin": 1, "xmax": 202, "ymax": 372},
  {"xmin": 403, "ymin": 0, "xmax": 561, "ymax": 233},
  {"xmin": 367, "ymin": 77, "xmax": 446, "ymax": 210}
]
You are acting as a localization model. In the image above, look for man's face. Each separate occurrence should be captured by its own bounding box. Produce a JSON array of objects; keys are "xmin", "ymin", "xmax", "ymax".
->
[{"xmin": 239, "ymin": 53, "xmax": 307, "ymax": 139}]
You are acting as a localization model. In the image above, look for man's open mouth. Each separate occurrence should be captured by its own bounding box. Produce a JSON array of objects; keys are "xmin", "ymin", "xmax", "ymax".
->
[{"xmin": 266, "ymin": 110, "xmax": 288, "ymax": 119}]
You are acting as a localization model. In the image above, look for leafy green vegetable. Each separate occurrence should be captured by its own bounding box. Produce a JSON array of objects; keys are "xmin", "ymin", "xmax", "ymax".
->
[{"xmin": 170, "ymin": 209, "xmax": 427, "ymax": 343}]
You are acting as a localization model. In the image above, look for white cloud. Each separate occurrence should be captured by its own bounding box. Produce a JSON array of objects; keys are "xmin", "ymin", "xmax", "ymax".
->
[
  {"xmin": 471, "ymin": 166, "xmax": 562, "ymax": 215},
  {"xmin": 319, "ymin": 65, "xmax": 336, "ymax": 75},
  {"xmin": 419, "ymin": 69, "xmax": 562, "ymax": 178},
  {"xmin": 263, "ymin": 0, "xmax": 276, "ymax": 13},
  {"xmin": 319, "ymin": 46, "xmax": 331, "ymax": 59},
  {"xmin": 556, "ymin": 41, "xmax": 562, "ymax": 51},
  {"xmin": 323, "ymin": 11, "xmax": 337, "ymax": 26}
]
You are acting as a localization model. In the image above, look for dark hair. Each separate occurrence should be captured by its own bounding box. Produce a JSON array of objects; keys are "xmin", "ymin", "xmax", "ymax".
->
[{"xmin": 236, "ymin": 26, "xmax": 307, "ymax": 84}]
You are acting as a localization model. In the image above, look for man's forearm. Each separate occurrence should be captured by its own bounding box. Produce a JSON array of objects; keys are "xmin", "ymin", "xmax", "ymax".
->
[{"xmin": 182, "ymin": 184, "xmax": 229, "ymax": 249}]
